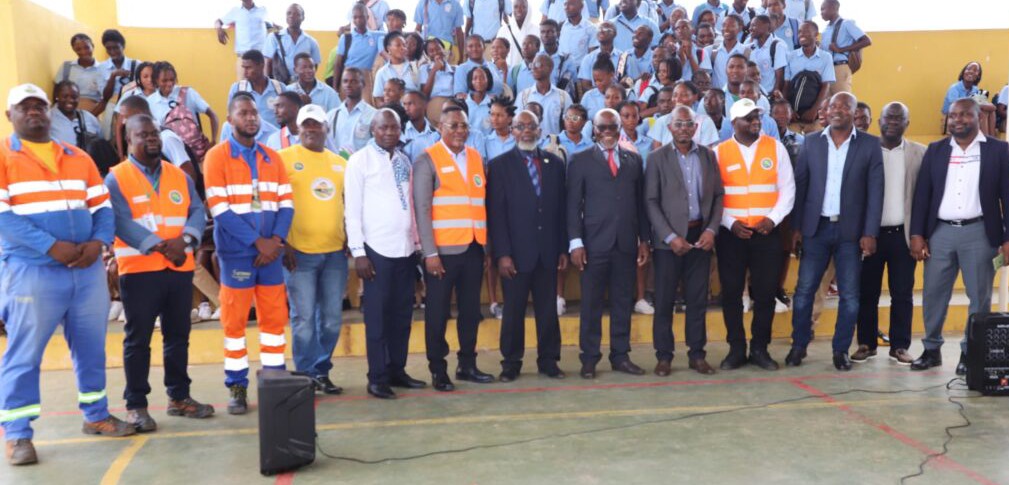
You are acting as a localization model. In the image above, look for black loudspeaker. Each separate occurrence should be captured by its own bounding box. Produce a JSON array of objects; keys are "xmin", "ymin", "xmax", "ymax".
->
[
  {"xmin": 966, "ymin": 313, "xmax": 1009, "ymax": 396},
  {"xmin": 257, "ymin": 369, "xmax": 316, "ymax": 475}
]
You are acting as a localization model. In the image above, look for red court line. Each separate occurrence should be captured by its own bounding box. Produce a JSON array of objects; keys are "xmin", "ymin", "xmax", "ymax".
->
[
  {"xmin": 274, "ymin": 472, "xmax": 295, "ymax": 485},
  {"xmin": 789, "ymin": 379, "xmax": 998, "ymax": 485},
  {"xmin": 36, "ymin": 370, "xmax": 941, "ymax": 417}
]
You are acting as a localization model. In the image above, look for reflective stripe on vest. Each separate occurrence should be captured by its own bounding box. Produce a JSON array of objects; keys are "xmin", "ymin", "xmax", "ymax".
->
[
  {"xmin": 717, "ymin": 135, "xmax": 779, "ymax": 228},
  {"xmin": 426, "ymin": 143, "xmax": 487, "ymax": 247},
  {"xmin": 111, "ymin": 160, "xmax": 196, "ymax": 274}
]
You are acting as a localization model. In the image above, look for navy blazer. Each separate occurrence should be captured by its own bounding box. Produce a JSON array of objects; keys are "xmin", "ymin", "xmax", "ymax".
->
[
  {"xmin": 566, "ymin": 145, "xmax": 650, "ymax": 255},
  {"xmin": 793, "ymin": 128, "xmax": 884, "ymax": 241},
  {"xmin": 487, "ymin": 147, "xmax": 567, "ymax": 272},
  {"xmin": 909, "ymin": 136, "xmax": 1009, "ymax": 247}
]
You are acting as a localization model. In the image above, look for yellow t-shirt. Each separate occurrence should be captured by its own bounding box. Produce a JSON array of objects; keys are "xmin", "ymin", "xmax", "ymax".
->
[
  {"xmin": 21, "ymin": 139, "xmax": 58, "ymax": 173},
  {"xmin": 279, "ymin": 144, "xmax": 347, "ymax": 253}
]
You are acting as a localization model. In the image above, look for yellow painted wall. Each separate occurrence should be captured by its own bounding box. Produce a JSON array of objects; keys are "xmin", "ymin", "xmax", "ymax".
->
[{"xmin": 0, "ymin": 0, "xmax": 1006, "ymax": 143}]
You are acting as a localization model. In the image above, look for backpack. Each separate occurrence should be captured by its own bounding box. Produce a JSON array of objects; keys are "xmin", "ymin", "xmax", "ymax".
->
[
  {"xmin": 543, "ymin": 134, "xmax": 567, "ymax": 164},
  {"xmin": 555, "ymin": 55, "xmax": 579, "ymax": 102},
  {"xmin": 75, "ymin": 111, "xmax": 119, "ymax": 177},
  {"xmin": 788, "ymin": 70, "xmax": 822, "ymax": 114},
  {"xmin": 160, "ymin": 127, "xmax": 207, "ymax": 200},
  {"xmin": 832, "ymin": 18, "xmax": 862, "ymax": 74},
  {"xmin": 271, "ymin": 32, "xmax": 292, "ymax": 84},
  {"xmin": 163, "ymin": 87, "xmax": 212, "ymax": 161}
]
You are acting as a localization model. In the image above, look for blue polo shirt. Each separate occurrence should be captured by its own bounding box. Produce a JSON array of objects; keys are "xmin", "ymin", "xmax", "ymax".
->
[
  {"xmin": 784, "ymin": 47, "xmax": 836, "ymax": 83},
  {"xmin": 821, "ymin": 18, "xmax": 866, "ymax": 63},
  {"xmin": 463, "ymin": 0, "xmax": 512, "ymax": 42},
  {"xmin": 611, "ymin": 13, "xmax": 660, "ymax": 52},
  {"xmin": 227, "ymin": 79, "xmax": 287, "ymax": 129},
  {"xmin": 335, "ymin": 30, "xmax": 384, "ymax": 70},
  {"xmin": 263, "ymin": 30, "xmax": 321, "ymax": 74},
  {"xmin": 415, "ymin": 0, "xmax": 464, "ymax": 43}
]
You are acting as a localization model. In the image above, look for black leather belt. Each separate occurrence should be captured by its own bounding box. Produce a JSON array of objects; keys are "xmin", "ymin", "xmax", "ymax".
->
[
  {"xmin": 880, "ymin": 225, "xmax": 904, "ymax": 234},
  {"xmin": 820, "ymin": 215, "xmax": 839, "ymax": 222},
  {"xmin": 940, "ymin": 217, "xmax": 983, "ymax": 227},
  {"xmin": 834, "ymin": 60, "xmax": 848, "ymax": 65}
]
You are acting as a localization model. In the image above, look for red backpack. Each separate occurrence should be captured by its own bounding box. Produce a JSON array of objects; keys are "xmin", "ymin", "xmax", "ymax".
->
[{"xmin": 163, "ymin": 87, "xmax": 211, "ymax": 161}]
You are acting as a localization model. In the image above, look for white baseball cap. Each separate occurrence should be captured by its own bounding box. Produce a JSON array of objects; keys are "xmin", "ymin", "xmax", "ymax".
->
[
  {"xmin": 729, "ymin": 98, "xmax": 762, "ymax": 121},
  {"xmin": 296, "ymin": 104, "xmax": 327, "ymax": 126},
  {"xmin": 7, "ymin": 83, "xmax": 50, "ymax": 110}
]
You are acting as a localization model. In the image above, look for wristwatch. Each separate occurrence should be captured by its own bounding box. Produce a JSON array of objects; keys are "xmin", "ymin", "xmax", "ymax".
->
[{"xmin": 183, "ymin": 234, "xmax": 195, "ymax": 248}]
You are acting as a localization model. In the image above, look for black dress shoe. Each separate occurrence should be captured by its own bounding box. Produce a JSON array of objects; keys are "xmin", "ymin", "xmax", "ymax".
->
[
  {"xmin": 538, "ymin": 366, "xmax": 566, "ymax": 379},
  {"xmin": 580, "ymin": 363, "xmax": 597, "ymax": 379},
  {"xmin": 456, "ymin": 366, "xmax": 495, "ymax": 383},
  {"xmin": 389, "ymin": 373, "xmax": 427, "ymax": 389},
  {"xmin": 749, "ymin": 350, "xmax": 780, "ymax": 371},
  {"xmin": 432, "ymin": 373, "xmax": 456, "ymax": 392},
  {"xmin": 312, "ymin": 376, "xmax": 344, "ymax": 395},
  {"xmin": 612, "ymin": 360, "xmax": 646, "ymax": 376},
  {"xmin": 499, "ymin": 368, "xmax": 520, "ymax": 382},
  {"xmin": 956, "ymin": 352, "xmax": 967, "ymax": 376},
  {"xmin": 367, "ymin": 384, "xmax": 396, "ymax": 399},
  {"xmin": 833, "ymin": 352, "xmax": 853, "ymax": 371},
  {"xmin": 719, "ymin": 350, "xmax": 748, "ymax": 370},
  {"xmin": 910, "ymin": 349, "xmax": 942, "ymax": 371},
  {"xmin": 784, "ymin": 347, "xmax": 807, "ymax": 367}
]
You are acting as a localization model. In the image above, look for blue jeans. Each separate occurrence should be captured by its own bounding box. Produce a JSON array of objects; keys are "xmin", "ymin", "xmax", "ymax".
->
[
  {"xmin": 284, "ymin": 250, "xmax": 348, "ymax": 378},
  {"xmin": 0, "ymin": 260, "xmax": 110, "ymax": 440},
  {"xmin": 790, "ymin": 219, "xmax": 862, "ymax": 352}
]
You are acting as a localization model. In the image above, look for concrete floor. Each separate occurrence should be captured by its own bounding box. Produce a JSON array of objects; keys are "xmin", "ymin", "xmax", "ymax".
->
[{"xmin": 6, "ymin": 338, "xmax": 1009, "ymax": 485}]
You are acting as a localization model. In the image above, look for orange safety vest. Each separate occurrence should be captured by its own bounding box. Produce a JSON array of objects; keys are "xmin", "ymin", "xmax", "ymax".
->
[
  {"xmin": 426, "ymin": 142, "xmax": 487, "ymax": 247},
  {"xmin": 717, "ymin": 135, "xmax": 780, "ymax": 227},
  {"xmin": 111, "ymin": 160, "xmax": 195, "ymax": 274}
]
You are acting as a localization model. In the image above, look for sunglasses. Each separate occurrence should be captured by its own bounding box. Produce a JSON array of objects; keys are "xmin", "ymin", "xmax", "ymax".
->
[{"xmin": 595, "ymin": 123, "xmax": 619, "ymax": 132}]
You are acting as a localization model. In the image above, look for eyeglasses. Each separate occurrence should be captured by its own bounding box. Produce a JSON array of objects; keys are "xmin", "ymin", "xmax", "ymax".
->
[
  {"xmin": 441, "ymin": 122, "xmax": 470, "ymax": 131},
  {"xmin": 513, "ymin": 123, "xmax": 537, "ymax": 131},
  {"xmin": 671, "ymin": 121, "xmax": 696, "ymax": 128},
  {"xmin": 595, "ymin": 123, "xmax": 619, "ymax": 132},
  {"xmin": 564, "ymin": 114, "xmax": 584, "ymax": 121}
]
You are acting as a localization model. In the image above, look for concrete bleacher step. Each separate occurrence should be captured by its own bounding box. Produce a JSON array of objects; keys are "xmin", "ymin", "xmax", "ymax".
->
[{"xmin": 0, "ymin": 290, "xmax": 989, "ymax": 371}]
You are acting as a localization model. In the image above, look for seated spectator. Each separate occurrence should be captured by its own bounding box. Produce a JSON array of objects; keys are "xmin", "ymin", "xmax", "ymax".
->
[
  {"xmin": 373, "ymin": 32, "xmax": 421, "ymax": 106},
  {"xmin": 453, "ymin": 35, "xmax": 505, "ymax": 98},
  {"xmin": 49, "ymin": 81, "xmax": 101, "ymax": 149},
  {"xmin": 419, "ymin": 39, "xmax": 456, "ymax": 124},
  {"xmin": 942, "ymin": 61, "xmax": 998, "ymax": 135},
  {"xmin": 288, "ymin": 53, "xmax": 341, "ymax": 112},
  {"xmin": 57, "ymin": 33, "xmax": 106, "ymax": 115},
  {"xmin": 114, "ymin": 61, "xmax": 156, "ymax": 115}
]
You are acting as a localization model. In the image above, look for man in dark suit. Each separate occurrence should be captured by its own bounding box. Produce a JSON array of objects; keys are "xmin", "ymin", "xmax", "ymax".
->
[
  {"xmin": 789, "ymin": 92, "xmax": 884, "ymax": 371},
  {"xmin": 645, "ymin": 106, "xmax": 724, "ymax": 376},
  {"xmin": 488, "ymin": 111, "xmax": 569, "ymax": 382},
  {"xmin": 909, "ymin": 97, "xmax": 1009, "ymax": 374},
  {"xmin": 567, "ymin": 108, "xmax": 651, "ymax": 379}
]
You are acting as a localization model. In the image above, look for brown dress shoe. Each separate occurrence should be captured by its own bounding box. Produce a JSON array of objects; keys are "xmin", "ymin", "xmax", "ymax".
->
[
  {"xmin": 889, "ymin": 348, "xmax": 913, "ymax": 365},
  {"xmin": 654, "ymin": 360, "xmax": 672, "ymax": 376},
  {"xmin": 688, "ymin": 358, "xmax": 716, "ymax": 375},
  {"xmin": 82, "ymin": 416, "xmax": 137, "ymax": 437},
  {"xmin": 612, "ymin": 360, "xmax": 646, "ymax": 376},
  {"xmin": 851, "ymin": 345, "xmax": 877, "ymax": 362},
  {"xmin": 6, "ymin": 439, "xmax": 38, "ymax": 466},
  {"xmin": 167, "ymin": 398, "xmax": 215, "ymax": 419},
  {"xmin": 126, "ymin": 408, "xmax": 158, "ymax": 433}
]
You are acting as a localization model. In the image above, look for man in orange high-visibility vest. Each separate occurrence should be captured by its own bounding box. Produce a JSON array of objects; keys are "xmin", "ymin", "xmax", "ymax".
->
[
  {"xmin": 413, "ymin": 105, "xmax": 496, "ymax": 392},
  {"xmin": 714, "ymin": 99, "xmax": 795, "ymax": 372},
  {"xmin": 106, "ymin": 115, "xmax": 215, "ymax": 433}
]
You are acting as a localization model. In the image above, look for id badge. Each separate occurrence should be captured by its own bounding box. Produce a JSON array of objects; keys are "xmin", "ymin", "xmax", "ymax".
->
[
  {"xmin": 251, "ymin": 178, "xmax": 262, "ymax": 211},
  {"xmin": 140, "ymin": 212, "xmax": 159, "ymax": 232}
]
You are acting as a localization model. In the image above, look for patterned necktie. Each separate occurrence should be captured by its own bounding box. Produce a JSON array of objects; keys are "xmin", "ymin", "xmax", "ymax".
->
[
  {"xmin": 607, "ymin": 149, "xmax": 618, "ymax": 177},
  {"xmin": 526, "ymin": 155, "xmax": 540, "ymax": 197}
]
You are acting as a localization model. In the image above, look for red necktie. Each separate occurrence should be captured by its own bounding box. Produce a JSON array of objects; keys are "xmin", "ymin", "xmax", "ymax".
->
[{"xmin": 608, "ymin": 149, "xmax": 618, "ymax": 177}]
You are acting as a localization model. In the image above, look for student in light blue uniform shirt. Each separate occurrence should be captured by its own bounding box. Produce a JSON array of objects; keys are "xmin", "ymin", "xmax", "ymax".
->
[
  {"xmin": 611, "ymin": 1, "xmax": 660, "ymax": 53},
  {"xmin": 464, "ymin": 66, "xmax": 495, "ymax": 136},
  {"xmin": 335, "ymin": 7, "xmax": 386, "ymax": 71},
  {"xmin": 691, "ymin": 1, "xmax": 729, "ymax": 28},
  {"xmin": 556, "ymin": 4, "xmax": 598, "ymax": 68},
  {"xmin": 541, "ymin": 0, "xmax": 590, "ymax": 23},
  {"xmin": 372, "ymin": 33, "xmax": 422, "ymax": 103},
  {"xmin": 516, "ymin": 54, "xmax": 572, "ymax": 136},
  {"xmin": 484, "ymin": 99, "xmax": 517, "ymax": 160},
  {"xmin": 819, "ymin": 3, "xmax": 866, "ymax": 66},
  {"xmin": 578, "ymin": 22, "xmax": 641, "ymax": 83},
  {"xmin": 345, "ymin": 0, "xmax": 391, "ymax": 30},
  {"xmin": 784, "ymin": 32, "xmax": 835, "ymax": 85},
  {"xmin": 419, "ymin": 40, "xmax": 457, "ymax": 100},
  {"xmin": 745, "ymin": 16, "xmax": 788, "ymax": 96},
  {"xmin": 414, "ymin": 0, "xmax": 465, "ymax": 46},
  {"xmin": 616, "ymin": 101, "xmax": 654, "ymax": 164},
  {"xmin": 288, "ymin": 53, "xmax": 341, "ymax": 112},
  {"xmin": 326, "ymin": 68, "xmax": 376, "ymax": 154},
  {"xmin": 146, "ymin": 62, "xmax": 218, "ymax": 142},
  {"xmin": 454, "ymin": 36, "xmax": 506, "ymax": 97},
  {"xmin": 263, "ymin": 4, "xmax": 321, "ymax": 76},
  {"xmin": 227, "ymin": 50, "xmax": 288, "ymax": 129},
  {"xmin": 785, "ymin": 0, "xmax": 816, "ymax": 21},
  {"xmin": 942, "ymin": 62, "xmax": 983, "ymax": 114},
  {"xmin": 216, "ymin": 2, "xmax": 271, "ymax": 55},
  {"xmin": 463, "ymin": 0, "xmax": 512, "ymax": 45},
  {"xmin": 49, "ymin": 82, "xmax": 102, "ymax": 148}
]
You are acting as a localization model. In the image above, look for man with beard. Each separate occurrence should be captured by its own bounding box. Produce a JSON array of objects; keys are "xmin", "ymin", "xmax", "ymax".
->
[
  {"xmin": 487, "ymin": 110, "xmax": 568, "ymax": 381},
  {"xmin": 567, "ymin": 108, "xmax": 651, "ymax": 379},
  {"xmin": 203, "ymin": 92, "xmax": 294, "ymax": 414}
]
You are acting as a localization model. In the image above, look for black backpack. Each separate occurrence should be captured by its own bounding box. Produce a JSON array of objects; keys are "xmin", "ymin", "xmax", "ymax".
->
[
  {"xmin": 74, "ymin": 111, "xmax": 119, "ymax": 177},
  {"xmin": 788, "ymin": 70, "xmax": 822, "ymax": 115}
]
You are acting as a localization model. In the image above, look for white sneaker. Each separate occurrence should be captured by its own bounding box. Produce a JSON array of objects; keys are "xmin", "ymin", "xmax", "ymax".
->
[
  {"xmin": 197, "ymin": 302, "xmax": 213, "ymax": 321},
  {"xmin": 557, "ymin": 297, "xmax": 566, "ymax": 316},
  {"xmin": 634, "ymin": 299, "xmax": 655, "ymax": 315},
  {"xmin": 210, "ymin": 307, "xmax": 222, "ymax": 321},
  {"xmin": 108, "ymin": 301, "xmax": 123, "ymax": 321},
  {"xmin": 774, "ymin": 298, "xmax": 789, "ymax": 313},
  {"xmin": 743, "ymin": 295, "xmax": 752, "ymax": 313},
  {"xmin": 490, "ymin": 302, "xmax": 503, "ymax": 320},
  {"xmin": 190, "ymin": 308, "xmax": 201, "ymax": 323}
]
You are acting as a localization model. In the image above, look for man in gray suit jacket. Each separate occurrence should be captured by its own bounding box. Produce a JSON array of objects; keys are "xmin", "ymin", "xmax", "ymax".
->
[
  {"xmin": 644, "ymin": 106, "xmax": 724, "ymax": 376},
  {"xmin": 789, "ymin": 92, "xmax": 884, "ymax": 371},
  {"xmin": 853, "ymin": 102, "xmax": 925, "ymax": 365}
]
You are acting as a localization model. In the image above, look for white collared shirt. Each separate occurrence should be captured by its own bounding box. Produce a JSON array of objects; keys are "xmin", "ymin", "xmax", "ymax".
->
[
  {"xmin": 345, "ymin": 142, "xmax": 417, "ymax": 259},
  {"xmin": 719, "ymin": 135, "xmax": 796, "ymax": 230},
  {"xmin": 938, "ymin": 132, "xmax": 986, "ymax": 221},
  {"xmin": 440, "ymin": 140, "xmax": 468, "ymax": 180},
  {"xmin": 821, "ymin": 127, "xmax": 856, "ymax": 217},
  {"xmin": 880, "ymin": 140, "xmax": 907, "ymax": 227}
]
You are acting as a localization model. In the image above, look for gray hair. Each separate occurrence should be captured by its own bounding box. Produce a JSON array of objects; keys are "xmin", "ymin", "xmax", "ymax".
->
[
  {"xmin": 881, "ymin": 101, "xmax": 909, "ymax": 121},
  {"xmin": 593, "ymin": 108, "xmax": 619, "ymax": 126},
  {"xmin": 516, "ymin": 110, "xmax": 540, "ymax": 126}
]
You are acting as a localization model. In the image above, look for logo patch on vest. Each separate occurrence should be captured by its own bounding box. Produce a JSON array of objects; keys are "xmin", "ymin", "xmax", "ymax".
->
[
  {"xmin": 169, "ymin": 190, "xmax": 184, "ymax": 204},
  {"xmin": 311, "ymin": 177, "xmax": 336, "ymax": 201},
  {"xmin": 231, "ymin": 269, "xmax": 252, "ymax": 282},
  {"xmin": 294, "ymin": 162, "xmax": 304, "ymax": 171},
  {"xmin": 760, "ymin": 158, "xmax": 774, "ymax": 170},
  {"xmin": 473, "ymin": 174, "xmax": 484, "ymax": 188}
]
